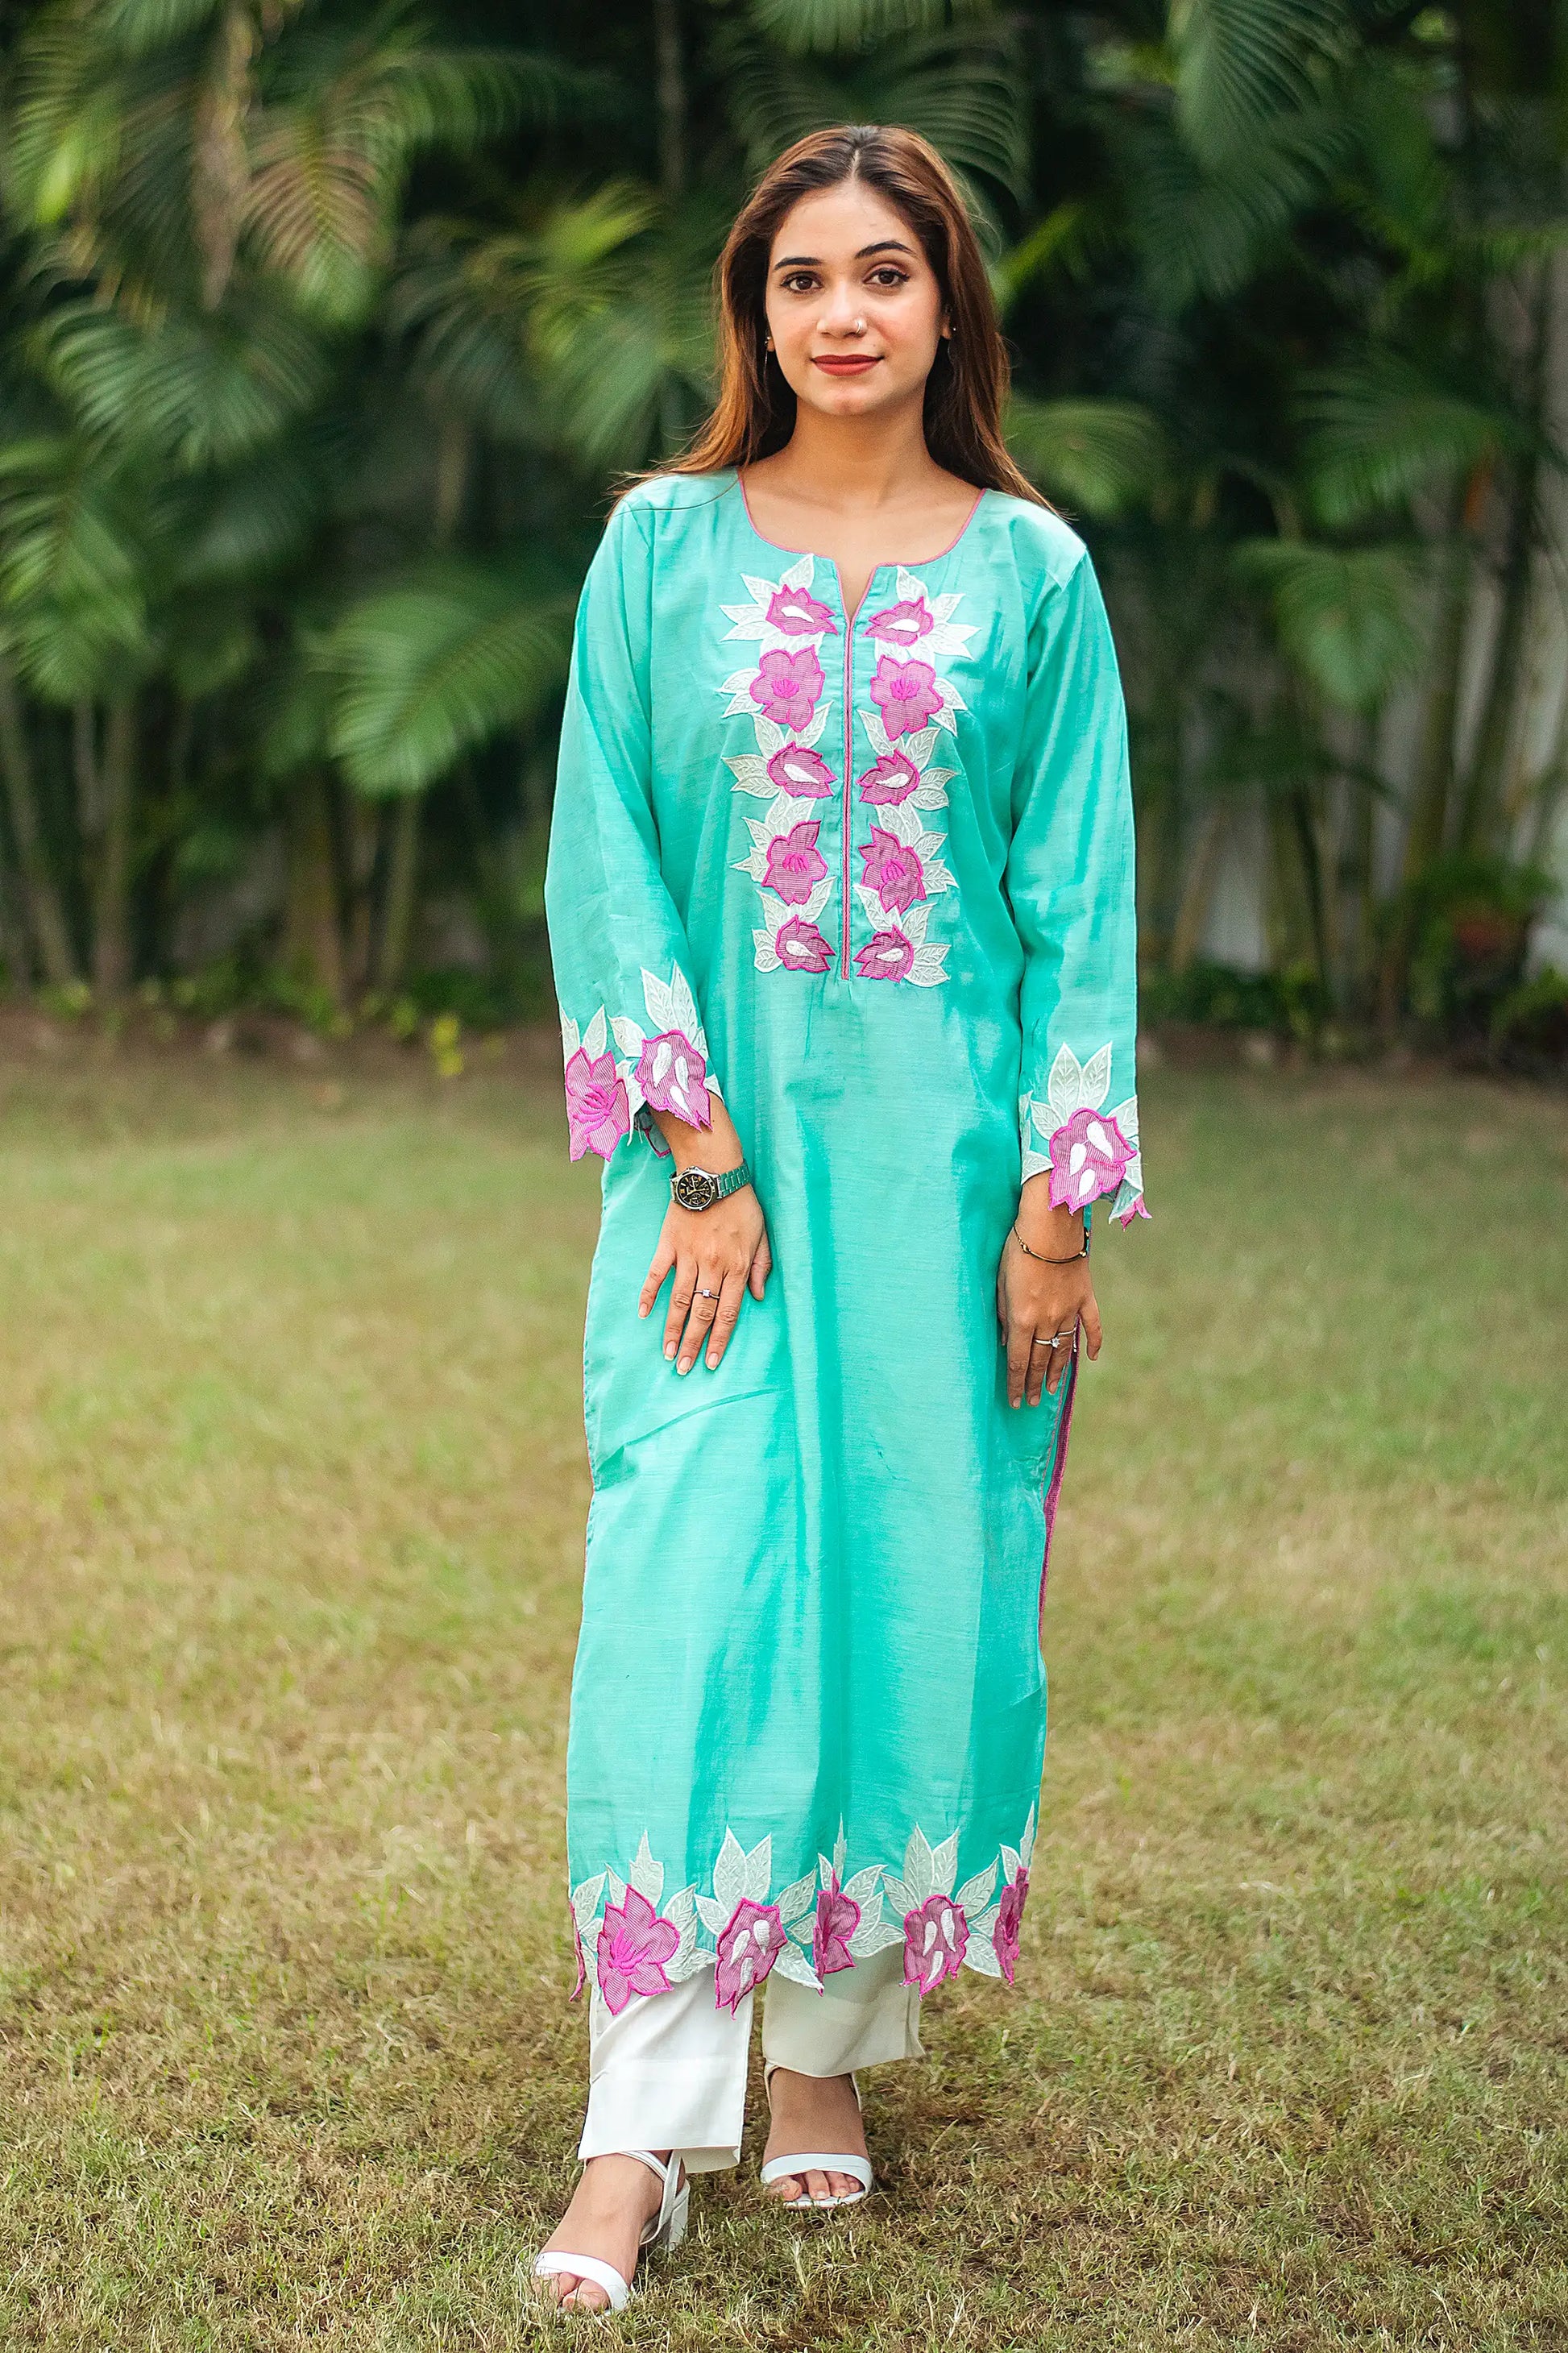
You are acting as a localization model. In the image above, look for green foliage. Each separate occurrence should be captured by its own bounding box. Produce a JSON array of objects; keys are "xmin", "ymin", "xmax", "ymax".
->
[{"xmin": 1232, "ymin": 541, "xmax": 1424, "ymax": 710}]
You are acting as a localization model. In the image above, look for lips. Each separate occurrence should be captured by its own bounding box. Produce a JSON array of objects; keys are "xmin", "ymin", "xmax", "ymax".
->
[{"xmin": 812, "ymin": 355, "xmax": 880, "ymax": 374}]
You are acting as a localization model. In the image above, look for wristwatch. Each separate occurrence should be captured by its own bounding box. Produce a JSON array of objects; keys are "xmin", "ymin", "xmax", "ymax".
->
[{"xmin": 670, "ymin": 1160, "xmax": 753, "ymax": 1213}]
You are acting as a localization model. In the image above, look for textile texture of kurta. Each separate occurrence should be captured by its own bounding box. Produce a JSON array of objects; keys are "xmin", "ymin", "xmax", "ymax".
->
[{"xmin": 545, "ymin": 468, "xmax": 1143, "ymax": 2022}]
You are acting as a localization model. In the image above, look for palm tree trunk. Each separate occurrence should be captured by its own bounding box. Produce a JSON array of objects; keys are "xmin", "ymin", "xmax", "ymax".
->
[
  {"xmin": 284, "ymin": 769, "xmax": 346, "ymax": 1007},
  {"xmin": 376, "ymin": 795, "xmax": 421, "ymax": 987},
  {"xmin": 1457, "ymin": 268, "xmax": 1549, "ymax": 855},
  {"xmin": 0, "ymin": 656, "xmax": 79, "ymax": 984},
  {"xmin": 653, "ymin": 0, "xmax": 686, "ymax": 197},
  {"xmin": 1168, "ymin": 795, "xmax": 1228, "ymax": 973},
  {"xmin": 92, "ymin": 699, "xmax": 137, "ymax": 1000}
]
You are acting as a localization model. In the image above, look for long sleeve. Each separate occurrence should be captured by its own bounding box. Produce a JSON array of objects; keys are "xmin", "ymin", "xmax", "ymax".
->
[
  {"xmin": 1007, "ymin": 545, "xmax": 1146, "ymax": 1226},
  {"xmin": 545, "ymin": 496, "xmax": 718, "ymax": 1161}
]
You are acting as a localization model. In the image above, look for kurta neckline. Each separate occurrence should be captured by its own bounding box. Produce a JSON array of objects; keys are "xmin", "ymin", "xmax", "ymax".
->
[{"xmin": 731, "ymin": 469, "xmax": 989, "ymax": 599}]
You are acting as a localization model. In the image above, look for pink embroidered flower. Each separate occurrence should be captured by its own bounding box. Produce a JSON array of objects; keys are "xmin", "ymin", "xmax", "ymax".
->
[
  {"xmin": 903, "ymin": 1894, "xmax": 969, "ymax": 1994},
  {"xmin": 869, "ymin": 654, "xmax": 942, "ymax": 739},
  {"xmin": 1047, "ymin": 1105, "xmax": 1134, "ymax": 1210},
  {"xmin": 714, "ymin": 1898, "xmax": 786, "ymax": 2013},
  {"xmin": 994, "ymin": 1868, "xmax": 1028, "ymax": 1986},
  {"xmin": 1114, "ymin": 1193, "xmax": 1150, "ymax": 1226},
  {"xmin": 636, "ymin": 1029, "xmax": 711, "ymax": 1129},
  {"xmin": 774, "ymin": 915, "xmax": 833, "ymax": 973},
  {"xmin": 595, "ymin": 1886, "xmax": 680, "ymax": 2016},
  {"xmin": 766, "ymin": 741, "xmax": 835, "ymax": 798},
  {"xmin": 751, "ymin": 646, "xmax": 824, "ymax": 730},
  {"xmin": 563, "ymin": 1048, "xmax": 629, "ymax": 1161},
  {"xmin": 762, "ymin": 818, "xmax": 828, "ymax": 905},
  {"xmin": 865, "ymin": 596, "xmax": 933, "ymax": 646},
  {"xmin": 857, "ymin": 748, "xmax": 921, "ymax": 804},
  {"xmin": 859, "ymin": 827, "xmax": 927, "ymax": 915},
  {"xmin": 767, "ymin": 583, "xmax": 837, "ymax": 637},
  {"xmin": 855, "ymin": 928, "xmax": 915, "ymax": 982},
  {"xmin": 812, "ymin": 1880, "xmax": 861, "ymax": 1978},
  {"xmin": 570, "ymin": 1918, "xmax": 586, "ymax": 2001}
]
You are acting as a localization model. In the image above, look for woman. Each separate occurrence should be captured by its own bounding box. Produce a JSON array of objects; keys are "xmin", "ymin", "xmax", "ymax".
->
[{"xmin": 535, "ymin": 123, "xmax": 1143, "ymax": 2313}]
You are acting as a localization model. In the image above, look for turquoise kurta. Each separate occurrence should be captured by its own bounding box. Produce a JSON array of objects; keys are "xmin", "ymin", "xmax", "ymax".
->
[{"xmin": 545, "ymin": 469, "xmax": 1142, "ymax": 2019}]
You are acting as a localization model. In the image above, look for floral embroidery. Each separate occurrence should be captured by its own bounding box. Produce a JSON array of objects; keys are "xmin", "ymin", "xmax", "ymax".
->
[
  {"xmin": 994, "ymin": 1870, "xmax": 1027, "ymax": 1984},
  {"xmin": 857, "ymin": 747, "xmax": 922, "ymax": 805},
  {"xmin": 870, "ymin": 653, "xmax": 944, "ymax": 739},
  {"xmin": 773, "ymin": 913, "xmax": 833, "ymax": 973},
  {"xmin": 767, "ymin": 742, "xmax": 835, "ymax": 797},
  {"xmin": 569, "ymin": 1814, "xmax": 1030, "ymax": 2010},
  {"xmin": 762, "ymin": 818, "xmax": 829, "ymax": 904},
  {"xmin": 859, "ymin": 825, "xmax": 928, "ymax": 915},
  {"xmin": 865, "ymin": 595, "xmax": 934, "ymax": 647},
  {"xmin": 750, "ymin": 645, "xmax": 823, "ymax": 730},
  {"xmin": 767, "ymin": 583, "xmax": 837, "ymax": 636},
  {"xmin": 1021, "ymin": 1044, "xmax": 1146, "ymax": 1224},
  {"xmin": 558, "ymin": 969, "xmax": 721, "ymax": 1161},
  {"xmin": 596, "ymin": 1885, "xmax": 681, "ymax": 2015},
  {"xmin": 563, "ymin": 1045, "xmax": 630, "ymax": 1162}
]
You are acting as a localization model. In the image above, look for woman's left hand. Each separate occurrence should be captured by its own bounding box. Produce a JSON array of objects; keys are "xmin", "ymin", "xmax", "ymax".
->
[{"xmin": 997, "ymin": 1185, "xmax": 1102, "ymax": 1408}]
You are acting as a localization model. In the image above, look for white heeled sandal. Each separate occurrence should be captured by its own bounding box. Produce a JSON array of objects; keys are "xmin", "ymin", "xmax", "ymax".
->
[
  {"xmin": 532, "ymin": 2150, "xmax": 688, "ymax": 2314},
  {"xmin": 759, "ymin": 2066, "xmax": 873, "ymax": 2211}
]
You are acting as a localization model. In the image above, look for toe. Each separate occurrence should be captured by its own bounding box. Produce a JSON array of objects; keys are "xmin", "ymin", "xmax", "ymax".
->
[
  {"xmin": 804, "ymin": 2168, "xmax": 833, "ymax": 2205},
  {"xmin": 767, "ymin": 2172, "xmax": 804, "ymax": 2202},
  {"xmin": 561, "ymin": 2280, "xmax": 609, "ymax": 2314},
  {"xmin": 828, "ymin": 2171, "xmax": 857, "ymax": 2199}
]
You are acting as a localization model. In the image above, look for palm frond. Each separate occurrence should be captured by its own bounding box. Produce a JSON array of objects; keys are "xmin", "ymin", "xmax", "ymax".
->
[
  {"xmin": 1114, "ymin": 106, "xmax": 1345, "ymax": 309},
  {"xmin": 1299, "ymin": 358, "xmax": 1520, "ymax": 525},
  {"xmin": 1232, "ymin": 538, "xmax": 1424, "ymax": 709},
  {"xmin": 1006, "ymin": 397, "xmax": 1168, "ymax": 517},
  {"xmin": 747, "ymin": 0, "xmax": 991, "ymax": 57},
  {"xmin": 325, "ymin": 562, "xmax": 573, "ymax": 793},
  {"xmin": 1170, "ymin": 0, "xmax": 1350, "ymax": 168},
  {"xmin": 27, "ymin": 293, "xmax": 334, "ymax": 468},
  {"xmin": 0, "ymin": 439, "xmax": 153, "ymax": 698}
]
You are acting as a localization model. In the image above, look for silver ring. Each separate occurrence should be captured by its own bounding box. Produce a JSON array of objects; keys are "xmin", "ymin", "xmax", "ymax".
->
[{"xmin": 699, "ymin": 1288, "xmax": 716, "ymax": 1299}]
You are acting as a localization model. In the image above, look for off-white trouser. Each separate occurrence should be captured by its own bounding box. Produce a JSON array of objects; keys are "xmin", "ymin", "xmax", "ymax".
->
[{"xmin": 579, "ymin": 1945, "xmax": 923, "ymax": 2172}]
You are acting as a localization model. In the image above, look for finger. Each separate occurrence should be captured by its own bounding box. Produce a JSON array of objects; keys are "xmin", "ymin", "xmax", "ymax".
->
[
  {"xmin": 639, "ymin": 1231, "xmax": 676, "ymax": 1319},
  {"xmin": 1081, "ymin": 1289, "xmax": 1103, "ymax": 1359},
  {"xmin": 1026, "ymin": 1336, "xmax": 1049, "ymax": 1409},
  {"xmin": 705, "ymin": 1268, "xmax": 748, "ymax": 1370},
  {"xmin": 676, "ymin": 1274, "xmax": 720, "ymax": 1374},
  {"xmin": 1005, "ymin": 1318, "xmax": 1033, "ymax": 1409},
  {"xmin": 1043, "ymin": 1330, "xmax": 1071, "ymax": 1396},
  {"xmin": 749, "ymin": 1227, "xmax": 773, "ymax": 1301},
  {"xmin": 663, "ymin": 1254, "xmax": 696, "ymax": 1360}
]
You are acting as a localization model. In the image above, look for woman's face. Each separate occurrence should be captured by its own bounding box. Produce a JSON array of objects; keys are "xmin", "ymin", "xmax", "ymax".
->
[{"xmin": 762, "ymin": 181, "xmax": 948, "ymax": 425}]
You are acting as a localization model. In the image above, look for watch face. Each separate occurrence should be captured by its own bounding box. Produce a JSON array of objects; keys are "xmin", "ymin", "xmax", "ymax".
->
[{"xmin": 672, "ymin": 1167, "xmax": 718, "ymax": 1213}]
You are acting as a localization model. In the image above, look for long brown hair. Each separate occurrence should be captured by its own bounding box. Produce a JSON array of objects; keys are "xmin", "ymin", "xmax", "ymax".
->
[{"xmin": 662, "ymin": 125, "xmax": 1043, "ymax": 503}]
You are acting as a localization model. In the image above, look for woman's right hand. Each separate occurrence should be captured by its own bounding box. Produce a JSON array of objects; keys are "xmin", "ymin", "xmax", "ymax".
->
[{"xmin": 639, "ymin": 1189, "xmax": 771, "ymax": 1373}]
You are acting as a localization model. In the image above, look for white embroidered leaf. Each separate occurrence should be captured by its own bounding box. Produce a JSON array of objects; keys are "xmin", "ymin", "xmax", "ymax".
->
[
  {"xmin": 927, "ymin": 620, "xmax": 977, "ymax": 661},
  {"xmin": 909, "ymin": 944, "xmax": 950, "ymax": 986},
  {"xmin": 1080, "ymin": 1043, "xmax": 1113, "ymax": 1110},
  {"xmin": 928, "ymin": 1830, "xmax": 960, "ymax": 1896},
  {"xmin": 726, "ymin": 752, "xmax": 774, "ymax": 795},
  {"xmin": 922, "ymin": 857, "xmax": 956, "ymax": 897},
  {"xmin": 772, "ymin": 1940, "xmax": 823, "ymax": 1989},
  {"xmin": 930, "ymin": 588, "xmax": 962, "ymax": 620},
  {"xmin": 964, "ymin": 1909, "xmax": 1004, "ymax": 1976},
  {"xmin": 894, "ymin": 564, "xmax": 922, "ymax": 602},
  {"xmin": 693, "ymin": 1893, "xmax": 728, "ymax": 1936},
  {"xmin": 628, "ymin": 1832, "xmax": 663, "ymax": 1907},
  {"xmin": 741, "ymin": 572, "xmax": 775, "ymax": 606},
  {"xmin": 559, "ymin": 1011, "xmax": 581, "ymax": 1060},
  {"xmin": 666, "ymin": 1935, "xmax": 704, "ymax": 1981},
  {"xmin": 569, "ymin": 1871, "xmax": 605, "ymax": 1933},
  {"xmin": 931, "ymin": 701, "xmax": 958, "ymax": 736},
  {"xmin": 707, "ymin": 1074, "xmax": 724, "ymax": 1099},
  {"xmin": 640, "ymin": 969, "xmax": 676, "ymax": 1034},
  {"xmin": 956, "ymin": 1862, "xmax": 998, "ymax": 1915},
  {"xmin": 818, "ymin": 1854, "xmax": 835, "ymax": 1890},
  {"xmin": 1000, "ymin": 1844, "xmax": 1022, "ymax": 1885},
  {"xmin": 711, "ymin": 1828, "xmax": 749, "ymax": 1912},
  {"xmin": 842, "ymin": 1862, "xmax": 882, "ymax": 1906},
  {"xmin": 902, "ymin": 903, "xmax": 931, "ymax": 945},
  {"xmin": 1021, "ymin": 1141, "xmax": 1052, "ymax": 1183},
  {"xmin": 1046, "ymin": 1044, "xmax": 1085, "ymax": 1123},
  {"xmin": 852, "ymin": 1911, "xmax": 906, "ymax": 1958},
  {"xmin": 604, "ymin": 1870, "xmax": 627, "ymax": 1911},
  {"xmin": 757, "ymin": 889, "xmax": 794, "ymax": 931},
  {"xmin": 753, "ymin": 930, "xmax": 782, "ymax": 972},
  {"xmin": 665, "ymin": 1883, "xmax": 695, "ymax": 1929},
  {"xmin": 855, "ymin": 884, "xmax": 888, "ymax": 931},
  {"xmin": 1108, "ymin": 1092, "xmax": 1139, "ymax": 1145},
  {"xmin": 1029, "ymin": 1095, "xmax": 1053, "ymax": 1141},
  {"xmin": 799, "ymin": 706, "xmax": 829, "ymax": 750},
  {"xmin": 782, "ymin": 553, "xmax": 815, "ymax": 590},
  {"xmin": 608, "ymin": 1015, "xmax": 645, "ymax": 1060},
  {"xmin": 832, "ymin": 1824, "xmax": 848, "ymax": 1880},
  {"xmin": 1019, "ymin": 1804, "xmax": 1038, "ymax": 1870},
  {"xmin": 755, "ymin": 716, "xmax": 786, "ymax": 756},
  {"xmin": 720, "ymin": 609, "xmax": 769, "ymax": 641},
  {"xmin": 902, "ymin": 1828, "xmax": 935, "ymax": 1907},
  {"xmin": 623, "ymin": 1064, "xmax": 645, "ymax": 1114},
  {"xmin": 799, "ymin": 876, "xmax": 833, "ymax": 923},
  {"xmin": 862, "ymin": 709, "xmax": 892, "ymax": 758},
  {"xmin": 667, "ymin": 967, "xmax": 700, "ymax": 1040},
  {"xmin": 776, "ymin": 1869, "xmax": 818, "ymax": 1926},
  {"xmin": 881, "ymin": 1874, "xmax": 912, "ymax": 1917},
  {"xmin": 741, "ymin": 1834, "xmax": 774, "ymax": 1901}
]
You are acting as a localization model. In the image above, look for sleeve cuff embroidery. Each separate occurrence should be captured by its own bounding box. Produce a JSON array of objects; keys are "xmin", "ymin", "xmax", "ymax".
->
[
  {"xmin": 560, "ymin": 964, "xmax": 719, "ymax": 1161},
  {"xmin": 1020, "ymin": 1042, "xmax": 1147, "ymax": 1226}
]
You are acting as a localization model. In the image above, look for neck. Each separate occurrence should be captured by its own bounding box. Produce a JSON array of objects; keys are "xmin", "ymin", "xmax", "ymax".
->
[{"xmin": 769, "ymin": 395, "xmax": 938, "ymax": 512}]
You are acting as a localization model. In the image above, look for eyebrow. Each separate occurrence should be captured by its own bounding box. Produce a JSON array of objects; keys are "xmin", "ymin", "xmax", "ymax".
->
[{"xmin": 772, "ymin": 239, "xmax": 916, "ymax": 269}]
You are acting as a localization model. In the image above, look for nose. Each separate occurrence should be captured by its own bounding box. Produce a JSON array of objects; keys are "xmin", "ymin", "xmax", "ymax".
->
[{"xmin": 816, "ymin": 285, "xmax": 868, "ymax": 338}]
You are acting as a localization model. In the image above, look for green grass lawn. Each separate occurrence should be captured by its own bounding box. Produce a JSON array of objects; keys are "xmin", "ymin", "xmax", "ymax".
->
[{"xmin": 1, "ymin": 1041, "xmax": 1566, "ymax": 2351}]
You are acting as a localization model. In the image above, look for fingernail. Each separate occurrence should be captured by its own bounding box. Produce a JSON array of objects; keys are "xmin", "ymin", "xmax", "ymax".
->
[{"xmin": 664, "ymin": 1343, "xmax": 675, "ymax": 1359}]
